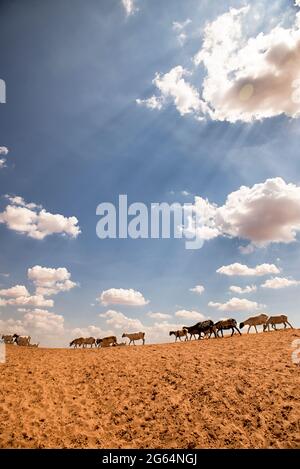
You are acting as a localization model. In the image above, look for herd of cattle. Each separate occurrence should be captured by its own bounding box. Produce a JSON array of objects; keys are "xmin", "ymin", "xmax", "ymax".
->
[
  {"xmin": 169, "ymin": 313, "xmax": 293, "ymax": 341},
  {"xmin": 1, "ymin": 334, "xmax": 39, "ymax": 347},
  {"xmin": 1, "ymin": 314, "xmax": 293, "ymax": 348},
  {"xmin": 69, "ymin": 332, "xmax": 145, "ymax": 348},
  {"xmin": 68, "ymin": 313, "xmax": 293, "ymax": 348}
]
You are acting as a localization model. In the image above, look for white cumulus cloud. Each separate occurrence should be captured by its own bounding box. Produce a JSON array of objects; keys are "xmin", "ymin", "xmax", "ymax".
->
[
  {"xmin": 195, "ymin": 6, "xmax": 300, "ymax": 121},
  {"xmin": 99, "ymin": 288, "xmax": 149, "ymax": 306},
  {"xmin": 137, "ymin": 66, "xmax": 208, "ymax": 117},
  {"xmin": 140, "ymin": 6, "xmax": 300, "ymax": 122},
  {"xmin": 0, "ymin": 266, "xmax": 76, "ymax": 312},
  {"xmin": 261, "ymin": 277, "xmax": 300, "ymax": 289},
  {"xmin": 71, "ymin": 325, "xmax": 112, "ymax": 339},
  {"xmin": 99, "ymin": 310, "xmax": 144, "ymax": 330},
  {"xmin": 229, "ymin": 285, "xmax": 257, "ymax": 294},
  {"xmin": 209, "ymin": 297, "xmax": 262, "ymax": 312},
  {"xmin": 23, "ymin": 309, "xmax": 64, "ymax": 334},
  {"xmin": 0, "ymin": 285, "xmax": 30, "ymax": 298},
  {"xmin": 27, "ymin": 265, "xmax": 77, "ymax": 296},
  {"xmin": 217, "ymin": 262, "xmax": 280, "ymax": 276},
  {"xmin": 189, "ymin": 284, "xmax": 205, "ymax": 295},
  {"xmin": 0, "ymin": 196, "xmax": 81, "ymax": 240},
  {"xmin": 6, "ymin": 295, "xmax": 54, "ymax": 308},
  {"xmin": 0, "ymin": 309, "xmax": 64, "ymax": 341},
  {"xmin": 0, "ymin": 318, "xmax": 27, "ymax": 335},
  {"xmin": 175, "ymin": 309, "xmax": 205, "ymax": 321},
  {"xmin": 148, "ymin": 312, "xmax": 172, "ymax": 320},
  {"xmin": 192, "ymin": 178, "xmax": 300, "ymax": 247}
]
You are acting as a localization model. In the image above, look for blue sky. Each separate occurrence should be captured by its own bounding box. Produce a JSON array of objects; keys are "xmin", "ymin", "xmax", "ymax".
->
[{"xmin": 0, "ymin": 0, "xmax": 300, "ymax": 345}]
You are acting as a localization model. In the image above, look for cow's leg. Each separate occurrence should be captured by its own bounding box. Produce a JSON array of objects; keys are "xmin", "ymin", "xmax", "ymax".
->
[
  {"xmin": 231, "ymin": 327, "xmax": 234, "ymax": 337},
  {"xmin": 235, "ymin": 326, "xmax": 242, "ymax": 336},
  {"xmin": 286, "ymin": 321, "xmax": 293, "ymax": 329},
  {"xmin": 247, "ymin": 325, "xmax": 251, "ymax": 334},
  {"xmin": 254, "ymin": 325, "xmax": 258, "ymax": 333},
  {"xmin": 143, "ymin": 338, "xmax": 145, "ymax": 345}
]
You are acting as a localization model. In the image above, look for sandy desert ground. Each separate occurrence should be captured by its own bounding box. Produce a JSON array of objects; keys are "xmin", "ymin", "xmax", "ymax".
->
[{"xmin": 0, "ymin": 328, "xmax": 299, "ymax": 449}]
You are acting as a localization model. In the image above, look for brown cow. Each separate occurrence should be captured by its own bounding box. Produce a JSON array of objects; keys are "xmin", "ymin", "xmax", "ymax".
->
[
  {"xmin": 1, "ymin": 334, "xmax": 15, "ymax": 344},
  {"xmin": 263, "ymin": 315, "xmax": 293, "ymax": 331},
  {"xmin": 69, "ymin": 337, "xmax": 84, "ymax": 348},
  {"xmin": 96, "ymin": 336, "xmax": 117, "ymax": 348},
  {"xmin": 169, "ymin": 330, "xmax": 188, "ymax": 342}
]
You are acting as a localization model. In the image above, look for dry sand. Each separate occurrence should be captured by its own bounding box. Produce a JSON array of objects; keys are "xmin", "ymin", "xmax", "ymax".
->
[{"xmin": 0, "ymin": 328, "xmax": 299, "ymax": 449}]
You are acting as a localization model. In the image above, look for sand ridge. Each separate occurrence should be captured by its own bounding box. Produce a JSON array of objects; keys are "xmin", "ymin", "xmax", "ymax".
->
[{"xmin": 0, "ymin": 329, "xmax": 299, "ymax": 448}]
